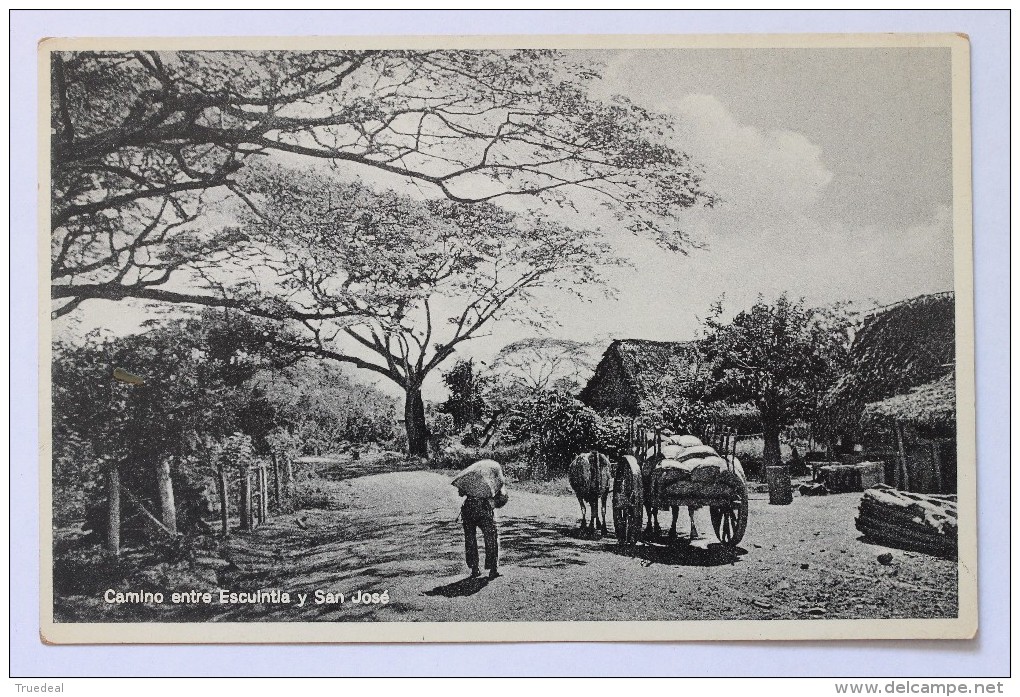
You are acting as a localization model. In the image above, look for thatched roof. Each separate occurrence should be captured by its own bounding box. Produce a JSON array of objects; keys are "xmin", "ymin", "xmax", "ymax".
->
[
  {"xmin": 823, "ymin": 292, "xmax": 955, "ymax": 432},
  {"xmin": 863, "ymin": 373, "xmax": 956, "ymax": 429},
  {"xmin": 579, "ymin": 339, "xmax": 703, "ymax": 416}
]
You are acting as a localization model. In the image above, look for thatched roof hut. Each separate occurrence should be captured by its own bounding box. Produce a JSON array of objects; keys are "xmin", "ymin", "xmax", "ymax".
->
[
  {"xmin": 822, "ymin": 291, "xmax": 957, "ymax": 493},
  {"xmin": 863, "ymin": 372, "xmax": 956, "ymax": 431},
  {"xmin": 823, "ymin": 291, "xmax": 955, "ymax": 434},
  {"xmin": 579, "ymin": 339, "xmax": 704, "ymax": 417}
]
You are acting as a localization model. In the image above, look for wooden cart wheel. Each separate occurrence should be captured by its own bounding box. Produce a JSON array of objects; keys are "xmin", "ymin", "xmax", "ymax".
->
[
  {"xmin": 612, "ymin": 505, "xmax": 627, "ymax": 544},
  {"xmin": 710, "ymin": 482, "xmax": 748, "ymax": 546},
  {"xmin": 627, "ymin": 503, "xmax": 643, "ymax": 544},
  {"xmin": 613, "ymin": 503, "xmax": 642, "ymax": 545}
]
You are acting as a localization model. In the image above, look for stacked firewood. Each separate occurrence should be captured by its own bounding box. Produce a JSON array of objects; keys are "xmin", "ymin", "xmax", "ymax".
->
[{"xmin": 855, "ymin": 484, "xmax": 957, "ymax": 558}]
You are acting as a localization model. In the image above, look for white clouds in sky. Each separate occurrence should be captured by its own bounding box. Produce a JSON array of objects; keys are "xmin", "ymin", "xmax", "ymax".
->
[{"xmin": 667, "ymin": 93, "xmax": 834, "ymax": 234}]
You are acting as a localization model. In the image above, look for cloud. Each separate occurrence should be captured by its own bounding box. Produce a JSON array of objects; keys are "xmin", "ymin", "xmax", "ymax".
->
[{"xmin": 663, "ymin": 94, "xmax": 834, "ymax": 236}]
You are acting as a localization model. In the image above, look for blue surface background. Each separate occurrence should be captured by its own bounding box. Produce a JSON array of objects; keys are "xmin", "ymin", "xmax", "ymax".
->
[{"xmin": 10, "ymin": 10, "xmax": 1009, "ymax": 677}]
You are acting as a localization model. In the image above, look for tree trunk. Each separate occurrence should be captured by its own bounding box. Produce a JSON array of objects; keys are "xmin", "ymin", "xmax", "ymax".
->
[
  {"xmin": 106, "ymin": 466, "xmax": 120, "ymax": 556},
  {"xmin": 259, "ymin": 465, "xmax": 269, "ymax": 522},
  {"xmin": 216, "ymin": 461, "xmax": 229, "ymax": 537},
  {"xmin": 155, "ymin": 458, "xmax": 178, "ymax": 534},
  {"xmin": 404, "ymin": 387, "xmax": 430, "ymax": 458},
  {"xmin": 763, "ymin": 423, "xmax": 782, "ymax": 468},
  {"xmin": 762, "ymin": 422, "xmax": 792, "ymax": 505}
]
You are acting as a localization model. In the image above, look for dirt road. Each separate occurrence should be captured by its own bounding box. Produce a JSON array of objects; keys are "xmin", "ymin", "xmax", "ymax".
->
[{"xmin": 203, "ymin": 468, "xmax": 958, "ymax": 623}]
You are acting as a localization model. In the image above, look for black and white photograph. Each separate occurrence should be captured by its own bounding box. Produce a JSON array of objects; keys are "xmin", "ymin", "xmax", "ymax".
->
[{"xmin": 40, "ymin": 33, "xmax": 976, "ymax": 643}]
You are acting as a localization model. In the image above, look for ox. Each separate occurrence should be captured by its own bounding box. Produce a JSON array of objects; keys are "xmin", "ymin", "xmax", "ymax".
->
[{"xmin": 568, "ymin": 451, "xmax": 612, "ymax": 537}]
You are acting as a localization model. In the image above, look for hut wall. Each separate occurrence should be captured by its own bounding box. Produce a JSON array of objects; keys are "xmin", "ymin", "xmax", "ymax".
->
[
  {"xmin": 897, "ymin": 426, "xmax": 956, "ymax": 495},
  {"xmin": 857, "ymin": 429, "xmax": 956, "ymax": 495}
]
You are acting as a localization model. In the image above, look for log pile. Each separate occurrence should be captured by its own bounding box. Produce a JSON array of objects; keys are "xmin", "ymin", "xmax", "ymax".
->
[{"xmin": 855, "ymin": 484, "xmax": 957, "ymax": 558}]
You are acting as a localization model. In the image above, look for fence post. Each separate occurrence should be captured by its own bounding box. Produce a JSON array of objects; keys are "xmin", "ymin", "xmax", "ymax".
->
[
  {"xmin": 260, "ymin": 464, "xmax": 269, "ymax": 522},
  {"xmin": 272, "ymin": 451, "xmax": 282, "ymax": 511},
  {"xmin": 893, "ymin": 420, "xmax": 911, "ymax": 491},
  {"xmin": 216, "ymin": 460, "xmax": 229, "ymax": 537},
  {"xmin": 106, "ymin": 466, "xmax": 120, "ymax": 556},
  {"xmin": 155, "ymin": 458, "xmax": 178, "ymax": 535},
  {"xmin": 240, "ymin": 465, "xmax": 252, "ymax": 531}
]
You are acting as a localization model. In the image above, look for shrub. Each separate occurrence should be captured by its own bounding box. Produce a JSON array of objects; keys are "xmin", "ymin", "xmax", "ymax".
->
[
  {"xmin": 292, "ymin": 481, "xmax": 338, "ymax": 510},
  {"xmin": 432, "ymin": 442, "xmax": 530, "ymax": 473}
]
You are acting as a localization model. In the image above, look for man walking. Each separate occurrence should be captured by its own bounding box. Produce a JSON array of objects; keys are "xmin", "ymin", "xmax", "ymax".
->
[{"xmin": 451, "ymin": 459, "xmax": 507, "ymax": 580}]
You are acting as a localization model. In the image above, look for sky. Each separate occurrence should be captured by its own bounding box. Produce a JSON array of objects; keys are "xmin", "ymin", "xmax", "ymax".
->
[
  {"xmin": 59, "ymin": 47, "xmax": 956, "ymax": 400},
  {"xmin": 428, "ymin": 47, "xmax": 955, "ymax": 392}
]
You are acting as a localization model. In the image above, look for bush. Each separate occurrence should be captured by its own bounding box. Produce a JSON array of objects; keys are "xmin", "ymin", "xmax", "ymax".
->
[
  {"xmin": 53, "ymin": 543, "xmax": 127, "ymax": 597},
  {"xmin": 292, "ymin": 482, "xmax": 337, "ymax": 510},
  {"xmin": 737, "ymin": 453, "xmax": 765, "ymax": 481},
  {"xmin": 432, "ymin": 442, "xmax": 532, "ymax": 475},
  {"xmin": 53, "ymin": 532, "xmax": 220, "ymax": 599}
]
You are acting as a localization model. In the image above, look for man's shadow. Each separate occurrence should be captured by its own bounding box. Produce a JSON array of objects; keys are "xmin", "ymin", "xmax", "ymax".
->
[{"xmin": 423, "ymin": 575, "xmax": 491, "ymax": 598}]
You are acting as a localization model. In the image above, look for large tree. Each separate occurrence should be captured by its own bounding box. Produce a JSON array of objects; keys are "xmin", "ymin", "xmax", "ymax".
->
[
  {"xmin": 50, "ymin": 49, "xmax": 716, "ymax": 318},
  {"xmin": 234, "ymin": 167, "xmax": 617, "ymax": 456},
  {"xmin": 701, "ymin": 294, "xmax": 852, "ymax": 468},
  {"xmin": 490, "ymin": 337, "xmax": 597, "ymax": 394}
]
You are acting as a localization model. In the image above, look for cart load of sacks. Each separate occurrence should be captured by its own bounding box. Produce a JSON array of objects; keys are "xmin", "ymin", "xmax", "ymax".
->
[{"xmin": 648, "ymin": 435, "xmax": 746, "ymax": 504}]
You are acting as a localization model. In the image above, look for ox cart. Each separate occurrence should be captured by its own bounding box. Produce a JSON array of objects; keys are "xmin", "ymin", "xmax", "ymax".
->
[
  {"xmin": 650, "ymin": 457, "xmax": 749, "ymax": 546},
  {"xmin": 636, "ymin": 431, "xmax": 750, "ymax": 547}
]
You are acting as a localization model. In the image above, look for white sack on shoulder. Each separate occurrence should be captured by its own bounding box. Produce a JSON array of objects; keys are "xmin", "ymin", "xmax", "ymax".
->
[{"xmin": 451, "ymin": 459, "xmax": 505, "ymax": 498}]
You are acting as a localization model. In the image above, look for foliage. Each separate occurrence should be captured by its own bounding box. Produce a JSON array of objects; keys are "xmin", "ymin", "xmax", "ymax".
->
[
  {"xmin": 440, "ymin": 359, "xmax": 489, "ymax": 431},
  {"xmin": 654, "ymin": 396, "xmax": 713, "ymax": 435},
  {"xmin": 431, "ymin": 442, "xmax": 531, "ymax": 473},
  {"xmin": 53, "ymin": 311, "xmax": 397, "ymax": 535},
  {"xmin": 701, "ymin": 294, "xmax": 852, "ymax": 466},
  {"xmin": 249, "ymin": 360, "xmax": 398, "ymax": 454},
  {"xmin": 499, "ymin": 389, "xmax": 629, "ymax": 474},
  {"xmin": 51, "ymin": 49, "xmax": 717, "ymax": 317},
  {"xmin": 490, "ymin": 337, "xmax": 597, "ymax": 394},
  {"xmin": 702, "ymin": 294, "xmax": 852, "ymax": 426},
  {"xmin": 54, "ymin": 311, "xmax": 279, "ymax": 537}
]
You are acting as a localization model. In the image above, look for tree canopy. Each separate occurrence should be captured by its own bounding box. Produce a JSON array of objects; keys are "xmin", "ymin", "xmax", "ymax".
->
[
  {"xmin": 701, "ymin": 294, "xmax": 851, "ymax": 466},
  {"xmin": 229, "ymin": 165, "xmax": 617, "ymax": 454},
  {"xmin": 51, "ymin": 49, "xmax": 717, "ymax": 318}
]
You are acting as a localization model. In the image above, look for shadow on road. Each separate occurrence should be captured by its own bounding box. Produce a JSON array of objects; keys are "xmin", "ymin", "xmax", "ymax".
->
[
  {"xmin": 606, "ymin": 539, "xmax": 747, "ymax": 567},
  {"xmin": 498, "ymin": 517, "xmax": 593, "ymax": 570},
  {"xmin": 423, "ymin": 576, "xmax": 491, "ymax": 597},
  {"xmin": 208, "ymin": 509, "xmax": 601, "ymax": 620}
]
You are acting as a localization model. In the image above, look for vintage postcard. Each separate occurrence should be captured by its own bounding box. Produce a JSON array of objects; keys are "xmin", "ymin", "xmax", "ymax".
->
[{"xmin": 40, "ymin": 33, "xmax": 975, "ymax": 643}]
